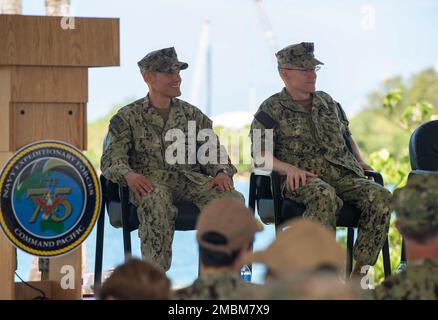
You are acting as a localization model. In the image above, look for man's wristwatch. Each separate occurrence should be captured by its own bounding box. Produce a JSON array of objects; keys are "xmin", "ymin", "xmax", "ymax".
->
[{"xmin": 215, "ymin": 168, "xmax": 233, "ymax": 177}]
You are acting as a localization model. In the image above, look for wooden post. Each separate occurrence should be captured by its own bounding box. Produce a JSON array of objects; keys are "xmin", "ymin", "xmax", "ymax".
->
[
  {"xmin": 0, "ymin": 232, "xmax": 16, "ymax": 300},
  {"xmin": 0, "ymin": 151, "xmax": 15, "ymax": 300},
  {"xmin": 49, "ymin": 246, "xmax": 83, "ymax": 300},
  {"xmin": 0, "ymin": 14, "xmax": 119, "ymax": 300}
]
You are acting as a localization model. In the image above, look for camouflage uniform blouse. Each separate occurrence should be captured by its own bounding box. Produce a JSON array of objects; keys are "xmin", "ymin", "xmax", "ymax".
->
[
  {"xmin": 250, "ymin": 88, "xmax": 365, "ymax": 178},
  {"xmin": 101, "ymin": 96, "xmax": 236, "ymax": 185},
  {"xmin": 373, "ymin": 258, "xmax": 438, "ymax": 300}
]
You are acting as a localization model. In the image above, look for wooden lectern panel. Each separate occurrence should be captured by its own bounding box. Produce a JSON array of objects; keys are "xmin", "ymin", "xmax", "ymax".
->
[
  {"xmin": 15, "ymin": 281, "xmax": 54, "ymax": 300},
  {"xmin": 49, "ymin": 247, "xmax": 82, "ymax": 300},
  {"xmin": 0, "ymin": 235, "xmax": 16, "ymax": 300},
  {"xmin": 0, "ymin": 67, "xmax": 12, "ymax": 152},
  {"xmin": 0, "ymin": 15, "xmax": 119, "ymax": 67},
  {"xmin": 0, "ymin": 13, "xmax": 118, "ymax": 300},
  {"xmin": 12, "ymin": 102, "xmax": 86, "ymax": 150},
  {"xmin": 0, "ymin": 151, "xmax": 16, "ymax": 300},
  {"xmin": 10, "ymin": 66, "xmax": 88, "ymax": 103}
]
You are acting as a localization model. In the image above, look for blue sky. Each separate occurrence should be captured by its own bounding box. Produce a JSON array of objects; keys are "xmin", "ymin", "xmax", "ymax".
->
[{"xmin": 22, "ymin": 0, "xmax": 438, "ymax": 121}]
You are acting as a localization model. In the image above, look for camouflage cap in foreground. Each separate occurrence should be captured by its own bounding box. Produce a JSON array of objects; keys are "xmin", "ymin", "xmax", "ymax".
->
[
  {"xmin": 196, "ymin": 198, "xmax": 263, "ymax": 254},
  {"xmin": 138, "ymin": 47, "xmax": 188, "ymax": 74},
  {"xmin": 393, "ymin": 173, "xmax": 438, "ymax": 238},
  {"xmin": 245, "ymin": 219, "xmax": 344, "ymax": 276}
]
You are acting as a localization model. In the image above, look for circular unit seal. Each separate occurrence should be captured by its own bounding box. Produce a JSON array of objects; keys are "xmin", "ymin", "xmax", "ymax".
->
[{"xmin": 0, "ymin": 141, "xmax": 101, "ymax": 257}]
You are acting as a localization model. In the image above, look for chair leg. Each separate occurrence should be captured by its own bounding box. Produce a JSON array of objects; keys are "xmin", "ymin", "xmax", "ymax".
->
[
  {"xmin": 122, "ymin": 225, "xmax": 132, "ymax": 261},
  {"xmin": 382, "ymin": 237, "xmax": 391, "ymax": 278},
  {"xmin": 198, "ymin": 253, "xmax": 201, "ymax": 277},
  {"xmin": 248, "ymin": 172, "xmax": 256, "ymax": 212},
  {"xmin": 120, "ymin": 187, "xmax": 132, "ymax": 260},
  {"xmin": 93, "ymin": 197, "xmax": 106, "ymax": 291},
  {"xmin": 247, "ymin": 173, "xmax": 257, "ymax": 275},
  {"xmin": 346, "ymin": 228, "xmax": 354, "ymax": 279},
  {"xmin": 271, "ymin": 172, "xmax": 283, "ymax": 234},
  {"xmin": 400, "ymin": 237, "xmax": 407, "ymax": 263},
  {"xmin": 397, "ymin": 237, "xmax": 408, "ymax": 273}
]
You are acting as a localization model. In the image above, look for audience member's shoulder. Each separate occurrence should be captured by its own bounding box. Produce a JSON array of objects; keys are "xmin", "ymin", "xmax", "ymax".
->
[
  {"xmin": 253, "ymin": 272, "xmax": 362, "ymax": 300},
  {"xmin": 373, "ymin": 272, "xmax": 410, "ymax": 300},
  {"xmin": 372, "ymin": 262, "xmax": 437, "ymax": 300},
  {"xmin": 234, "ymin": 280, "xmax": 262, "ymax": 300},
  {"xmin": 171, "ymin": 285, "xmax": 194, "ymax": 300}
]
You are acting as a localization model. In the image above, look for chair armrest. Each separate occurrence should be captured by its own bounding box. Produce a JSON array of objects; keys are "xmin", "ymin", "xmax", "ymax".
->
[
  {"xmin": 251, "ymin": 169, "xmax": 283, "ymax": 196},
  {"xmin": 119, "ymin": 185, "xmax": 130, "ymax": 202},
  {"xmin": 118, "ymin": 184, "xmax": 132, "ymax": 231},
  {"xmin": 252, "ymin": 168, "xmax": 273, "ymax": 177},
  {"xmin": 249, "ymin": 169, "xmax": 274, "ymax": 211},
  {"xmin": 251, "ymin": 168, "xmax": 285, "ymax": 194},
  {"xmin": 409, "ymin": 169, "xmax": 435, "ymax": 175},
  {"xmin": 364, "ymin": 170, "xmax": 384, "ymax": 186},
  {"xmin": 408, "ymin": 169, "xmax": 435, "ymax": 179}
]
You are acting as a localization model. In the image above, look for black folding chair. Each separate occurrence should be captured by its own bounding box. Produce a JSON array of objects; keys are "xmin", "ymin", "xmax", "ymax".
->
[
  {"xmin": 93, "ymin": 175, "xmax": 200, "ymax": 290},
  {"xmin": 248, "ymin": 169, "xmax": 392, "ymax": 279}
]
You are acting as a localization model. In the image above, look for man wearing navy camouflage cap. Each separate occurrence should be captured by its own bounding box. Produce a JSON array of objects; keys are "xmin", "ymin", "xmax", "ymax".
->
[
  {"xmin": 374, "ymin": 173, "xmax": 438, "ymax": 300},
  {"xmin": 102, "ymin": 47, "xmax": 243, "ymax": 271},
  {"xmin": 250, "ymin": 42, "xmax": 392, "ymax": 276},
  {"xmin": 137, "ymin": 47, "xmax": 189, "ymax": 74},
  {"xmin": 172, "ymin": 197, "xmax": 262, "ymax": 300}
]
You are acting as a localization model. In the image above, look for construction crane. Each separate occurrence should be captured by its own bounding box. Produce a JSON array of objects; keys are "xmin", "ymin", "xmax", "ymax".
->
[
  {"xmin": 190, "ymin": 20, "xmax": 212, "ymax": 116},
  {"xmin": 190, "ymin": 2, "xmax": 277, "ymax": 116},
  {"xmin": 254, "ymin": 0, "xmax": 278, "ymax": 52}
]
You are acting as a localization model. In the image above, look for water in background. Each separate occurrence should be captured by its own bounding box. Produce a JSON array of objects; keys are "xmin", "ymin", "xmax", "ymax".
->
[
  {"xmin": 15, "ymin": 178, "xmax": 348, "ymax": 289},
  {"xmin": 15, "ymin": 179, "xmax": 276, "ymax": 288}
]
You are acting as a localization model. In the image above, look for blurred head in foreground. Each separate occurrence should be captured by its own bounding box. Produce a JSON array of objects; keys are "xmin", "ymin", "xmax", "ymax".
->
[{"xmin": 97, "ymin": 258, "xmax": 170, "ymax": 300}]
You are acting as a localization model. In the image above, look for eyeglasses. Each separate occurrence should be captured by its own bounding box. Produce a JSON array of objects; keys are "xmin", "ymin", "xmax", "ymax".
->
[{"xmin": 280, "ymin": 66, "xmax": 321, "ymax": 72}]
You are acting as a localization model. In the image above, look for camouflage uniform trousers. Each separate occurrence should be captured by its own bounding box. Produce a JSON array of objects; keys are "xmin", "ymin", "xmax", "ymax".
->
[
  {"xmin": 283, "ymin": 162, "xmax": 391, "ymax": 266},
  {"xmin": 131, "ymin": 172, "xmax": 244, "ymax": 271}
]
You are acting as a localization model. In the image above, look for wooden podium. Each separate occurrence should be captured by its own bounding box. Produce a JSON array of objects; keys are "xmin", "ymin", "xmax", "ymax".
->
[{"xmin": 0, "ymin": 14, "xmax": 119, "ymax": 299}]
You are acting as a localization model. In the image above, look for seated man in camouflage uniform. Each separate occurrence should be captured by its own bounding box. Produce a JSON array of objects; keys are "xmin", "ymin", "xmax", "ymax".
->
[
  {"xmin": 101, "ymin": 47, "xmax": 243, "ymax": 271},
  {"xmin": 250, "ymin": 42, "xmax": 392, "ymax": 276},
  {"xmin": 374, "ymin": 173, "xmax": 438, "ymax": 300},
  {"xmin": 172, "ymin": 198, "xmax": 261, "ymax": 300}
]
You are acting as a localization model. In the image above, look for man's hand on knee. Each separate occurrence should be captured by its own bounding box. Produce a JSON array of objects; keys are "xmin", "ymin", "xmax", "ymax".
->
[
  {"xmin": 124, "ymin": 171, "xmax": 154, "ymax": 199},
  {"xmin": 208, "ymin": 172, "xmax": 234, "ymax": 192},
  {"xmin": 286, "ymin": 165, "xmax": 318, "ymax": 191}
]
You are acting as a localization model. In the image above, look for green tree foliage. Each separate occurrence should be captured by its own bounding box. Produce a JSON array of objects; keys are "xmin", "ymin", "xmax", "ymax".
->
[
  {"xmin": 349, "ymin": 67, "xmax": 438, "ymax": 283},
  {"xmin": 214, "ymin": 125, "xmax": 252, "ymax": 173},
  {"xmin": 351, "ymin": 68, "xmax": 438, "ymax": 159},
  {"xmin": 351, "ymin": 67, "xmax": 438, "ymax": 187}
]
